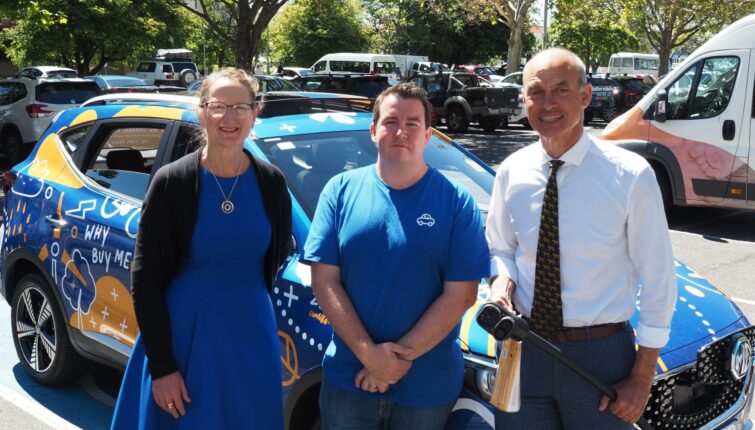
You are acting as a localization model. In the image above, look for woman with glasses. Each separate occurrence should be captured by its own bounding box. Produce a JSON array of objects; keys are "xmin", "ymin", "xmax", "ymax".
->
[{"xmin": 111, "ymin": 68, "xmax": 292, "ymax": 429}]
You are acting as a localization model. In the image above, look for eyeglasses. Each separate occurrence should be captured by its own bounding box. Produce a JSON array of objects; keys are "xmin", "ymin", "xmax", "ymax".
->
[{"xmin": 202, "ymin": 102, "xmax": 255, "ymax": 118}]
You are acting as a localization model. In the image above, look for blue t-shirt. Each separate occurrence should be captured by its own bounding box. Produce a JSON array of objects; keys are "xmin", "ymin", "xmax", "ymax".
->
[{"xmin": 303, "ymin": 165, "xmax": 490, "ymax": 407}]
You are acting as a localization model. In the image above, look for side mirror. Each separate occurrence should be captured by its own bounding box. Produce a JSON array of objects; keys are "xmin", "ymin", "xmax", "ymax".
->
[{"xmin": 653, "ymin": 89, "xmax": 667, "ymax": 123}]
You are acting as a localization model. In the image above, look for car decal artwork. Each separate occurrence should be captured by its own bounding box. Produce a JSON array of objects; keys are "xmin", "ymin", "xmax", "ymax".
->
[
  {"xmin": 459, "ymin": 259, "xmax": 742, "ymax": 373},
  {"xmin": 601, "ymin": 106, "xmax": 754, "ymax": 208},
  {"xmin": 17, "ymin": 133, "xmax": 85, "ymax": 190}
]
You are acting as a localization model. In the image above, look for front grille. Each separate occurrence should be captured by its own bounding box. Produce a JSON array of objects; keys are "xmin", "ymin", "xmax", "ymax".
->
[{"xmin": 644, "ymin": 327, "xmax": 754, "ymax": 429}]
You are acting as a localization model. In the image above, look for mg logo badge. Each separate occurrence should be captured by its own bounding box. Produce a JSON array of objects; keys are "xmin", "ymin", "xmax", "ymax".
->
[{"xmin": 729, "ymin": 335, "xmax": 752, "ymax": 381}]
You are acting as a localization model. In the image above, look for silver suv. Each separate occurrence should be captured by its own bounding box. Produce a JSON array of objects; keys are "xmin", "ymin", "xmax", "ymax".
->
[
  {"xmin": 0, "ymin": 77, "xmax": 100, "ymax": 163},
  {"xmin": 130, "ymin": 49, "xmax": 199, "ymax": 87}
]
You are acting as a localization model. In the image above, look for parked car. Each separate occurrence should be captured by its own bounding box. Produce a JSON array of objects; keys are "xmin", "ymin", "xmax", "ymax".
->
[
  {"xmin": 452, "ymin": 65, "xmax": 499, "ymax": 82},
  {"xmin": 410, "ymin": 72, "xmax": 520, "ymax": 132},
  {"xmin": 292, "ymin": 73, "xmax": 390, "ymax": 98},
  {"xmin": 13, "ymin": 66, "xmax": 79, "ymax": 79},
  {"xmin": 407, "ymin": 62, "xmax": 449, "ymax": 80},
  {"xmin": 130, "ymin": 49, "xmax": 199, "ymax": 87},
  {"xmin": 186, "ymin": 75, "xmax": 300, "ymax": 94},
  {"xmin": 608, "ymin": 74, "xmax": 655, "ymax": 113},
  {"xmin": 0, "ymin": 77, "xmax": 101, "ymax": 163},
  {"xmin": 500, "ymin": 71, "xmax": 523, "ymax": 87},
  {"xmin": 1, "ymin": 92, "xmax": 753, "ymax": 430},
  {"xmin": 281, "ymin": 67, "xmax": 315, "ymax": 80},
  {"xmin": 585, "ymin": 76, "xmax": 619, "ymax": 123}
]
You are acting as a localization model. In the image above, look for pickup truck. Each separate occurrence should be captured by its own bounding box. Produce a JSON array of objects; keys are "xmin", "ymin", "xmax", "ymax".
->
[{"xmin": 410, "ymin": 72, "xmax": 521, "ymax": 132}]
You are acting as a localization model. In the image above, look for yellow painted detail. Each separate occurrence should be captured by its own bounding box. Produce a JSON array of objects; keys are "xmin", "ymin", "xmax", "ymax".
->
[
  {"xmin": 70, "ymin": 109, "xmax": 98, "ymax": 127},
  {"xmin": 69, "ymin": 276, "xmax": 138, "ymax": 347},
  {"xmin": 461, "ymin": 301, "xmax": 483, "ymax": 351},
  {"xmin": 61, "ymin": 250, "xmax": 87, "ymax": 286},
  {"xmin": 113, "ymin": 105, "xmax": 183, "ymax": 120},
  {"xmin": 279, "ymin": 331, "xmax": 300, "ymax": 386},
  {"xmin": 22, "ymin": 202, "xmax": 26, "ymax": 213},
  {"xmin": 8, "ymin": 210, "xmax": 12, "ymax": 221},
  {"xmin": 53, "ymin": 228, "xmax": 61, "ymax": 239},
  {"xmin": 25, "ymin": 214, "xmax": 30, "ymax": 224},
  {"xmin": 16, "ymin": 200, "xmax": 20, "ymax": 212},
  {"xmin": 658, "ymin": 357, "xmax": 668, "ymax": 373},
  {"xmin": 31, "ymin": 134, "xmax": 84, "ymax": 189}
]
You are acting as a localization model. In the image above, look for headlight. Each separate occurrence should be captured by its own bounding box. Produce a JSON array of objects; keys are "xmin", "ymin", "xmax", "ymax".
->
[{"xmin": 476, "ymin": 368, "xmax": 496, "ymax": 399}]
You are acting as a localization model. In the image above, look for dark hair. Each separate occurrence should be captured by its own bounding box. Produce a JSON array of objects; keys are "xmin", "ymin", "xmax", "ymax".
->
[{"xmin": 373, "ymin": 82, "xmax": 432, "ymax": 128}]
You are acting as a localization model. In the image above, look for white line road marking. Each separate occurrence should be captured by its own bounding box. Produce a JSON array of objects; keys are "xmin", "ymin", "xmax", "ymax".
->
[
  {"xmin": 732, "ymin": 296, "xmax": 755, "ymax": 307},
  {"xmin": 0, "ymin": 383, "xmax": 82, "ymax": 430}
]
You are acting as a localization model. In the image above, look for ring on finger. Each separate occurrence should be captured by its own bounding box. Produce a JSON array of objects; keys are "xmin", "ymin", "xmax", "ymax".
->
[{"xmin": 167, "ymin": 402, "xmax": 175, "ymax": 409}]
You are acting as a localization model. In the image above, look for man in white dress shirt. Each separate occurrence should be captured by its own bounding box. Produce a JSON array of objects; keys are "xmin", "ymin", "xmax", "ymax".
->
[{"xmin": 486, "ymin": 47, "xmax": 676, "ymax": 429}]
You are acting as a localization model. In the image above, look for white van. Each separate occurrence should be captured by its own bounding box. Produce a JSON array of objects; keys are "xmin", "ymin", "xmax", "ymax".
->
[
  {"xmin": 608, "ymin": 52, "xmax": 660, "ymax": 77},
  {"xmin": 601, "ymin": 14, "xmax": 755, "ymax": 210},
  {"xmin": 311, "ymin": 53, "xmax": 397, "ymax": 82}
]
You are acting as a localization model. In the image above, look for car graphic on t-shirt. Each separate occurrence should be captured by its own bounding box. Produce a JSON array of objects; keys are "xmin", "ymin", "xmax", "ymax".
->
[{"xmin": 416, "ymin": 213, "xmax": 435, "ymax": 227}]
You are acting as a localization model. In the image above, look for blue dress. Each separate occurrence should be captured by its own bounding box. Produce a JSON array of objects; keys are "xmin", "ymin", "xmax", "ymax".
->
[{"xmin": 111, "ymin": 166, "xmax": 283, "ymax": 430}]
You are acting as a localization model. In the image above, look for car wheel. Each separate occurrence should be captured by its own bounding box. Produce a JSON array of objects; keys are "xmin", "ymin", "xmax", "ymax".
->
[
  {"xmin": 479, "ymin": 117, "xmax": 501, "ymax": 133},
  {"xmin": 446, "ymin": 106, "xmax": 468, "ymax": 133},
  {"xmin": 602, "ymin": 105, "xmax": 617, "ymax": 122},
  {"xmin": 11, "ymin": 273, "xmax": 90, "ymax": 385},
  {"xmin": 179, "ymin": 69, "xmax": 198, "ymax": 87},
  {"xmin": 2, "ymin": 128, "xmax": 23, "ymax": 165}
]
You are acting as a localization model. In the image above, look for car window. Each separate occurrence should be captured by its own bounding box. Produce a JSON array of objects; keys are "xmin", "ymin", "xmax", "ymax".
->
[
  {"xmin": 35, "ymin": 81, "xmax": 101, "ymax": 104},
  {"xmin": 0, "ymin": 82, "xmax": 28, "ymax": 105},
  {"xmin": 171, "ymin": 62, "xmax": 197, "ymax": 72},
  {"xmin": 667, "ymin": 56, "xmax": 739, "ymax": 120},
  {"xmin": 330, "ymin": 61, "xmax": 371, "ymax": 74},
  {"xmin": 60, "ymin": 125, "xmax": 93, "ymax": 155},
  {"xmin": 137, "ymin": 62, "xmax": 156, "ymax": 73},
  {"xmin": 503, "ymin": 74, "xmax": 521, "ymax": 85},
  {"xmin": 162, "ymin": 65, "xmax": 172, "ymax": 73},
  {"xmin": 256, "ymin": 130, "xmax": 493, "ymax": 220},
  {"xmin": 452, "ymin": 74, "xmax": 478, "ymax": 88},
  {"xmin": 313, "ymin": 61, "xmax": 326, "ymax": 72},
  {"xmin": 84, "ymin": 125, "xmax": 165, "ymax": 200},
  {"xmin": 374, "ymin": 62, "xmax": 395, "ymax": 74},
  {"xmin": 622, "ymin": 58, "xmax": 633, "ymax": 68},
  {"xmin": 47, "ymin": 70, "xmax": 79, "ymax": 78},
  {"xmin": 257, "ymin": 77, "xmax": 299, "ymax": 92}
]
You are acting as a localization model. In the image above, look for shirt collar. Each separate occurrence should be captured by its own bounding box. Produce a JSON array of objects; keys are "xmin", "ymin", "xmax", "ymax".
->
[{"xmin": 536, "ymin": 131, "xmax": 591, "ymax": 167}]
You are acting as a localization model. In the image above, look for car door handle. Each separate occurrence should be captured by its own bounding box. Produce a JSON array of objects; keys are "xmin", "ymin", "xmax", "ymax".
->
[
  {"xmin": 722, "ymin": 120, "xmax": 735, "ymax": 141},
  {"xmin": 44, "ymin": 215, "xmax": 68, "ymax": 228}
]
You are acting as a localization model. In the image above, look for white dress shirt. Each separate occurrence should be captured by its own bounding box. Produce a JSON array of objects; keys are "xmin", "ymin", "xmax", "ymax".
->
[{"xmin": 486, "ymin": 132, "xmax": 676, "ymax": 348}]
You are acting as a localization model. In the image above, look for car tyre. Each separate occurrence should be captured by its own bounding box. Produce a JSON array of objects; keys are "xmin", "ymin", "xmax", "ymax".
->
[
  {"xmin": 446, "ymin": 106, "xmax": 468, "ymax": 133},
  {"xmin": 179, "ymin": 69, "xmax": 198, "ymax": 87},
  {"xmin": 2, "ymin": 128, "xmax": 23, "ymax": 165},
  {"xmin": 479, "ymin": 117, "xmax": 501, "ymax": 133},
  {"xmin": 602, "ymin": 105, "xmax": 617, "ymax": 122},
  {"xmin": 11, "ymin": 273, "xmax": 90, "ymax": 385}
]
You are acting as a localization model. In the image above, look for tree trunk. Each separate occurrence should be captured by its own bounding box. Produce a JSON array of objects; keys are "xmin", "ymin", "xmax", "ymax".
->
[
  {"xmin": 658, "ymin": 45, "xmax": 671, "ymax": 77},
  {"xmin": 506, "ymin": 21, "xmax": 523, "ymax": 75}
]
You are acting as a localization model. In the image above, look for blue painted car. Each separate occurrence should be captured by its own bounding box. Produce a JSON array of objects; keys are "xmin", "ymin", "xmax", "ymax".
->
[{"xmin": 0, "ymin": 92, "xmax": 753, "ymax": 430}]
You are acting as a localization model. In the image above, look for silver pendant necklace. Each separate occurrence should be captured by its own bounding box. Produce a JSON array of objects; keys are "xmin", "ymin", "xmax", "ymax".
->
[{"xmin": 205, "ymin": 155, "xmax": 244, "ymax": 215}]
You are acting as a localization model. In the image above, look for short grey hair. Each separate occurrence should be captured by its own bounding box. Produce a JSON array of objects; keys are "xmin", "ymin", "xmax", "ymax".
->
[{"xmin": 524, "ymin": 47, "xmax": 587, "ymax": 87}]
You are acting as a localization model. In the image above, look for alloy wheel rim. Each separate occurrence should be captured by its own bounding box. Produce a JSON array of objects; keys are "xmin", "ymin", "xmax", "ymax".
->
[{"xmin": 15, "ymin": 286, "xmax": 56, "ymax": 373}]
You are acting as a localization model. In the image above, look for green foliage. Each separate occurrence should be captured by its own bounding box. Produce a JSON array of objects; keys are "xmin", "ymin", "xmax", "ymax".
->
[
  {"xmin": 363, "ymin": 0, "xmax": 511, "ymax": 65},
  {"xmin": 551, "ymin": 0, "xmax": 640, "ymax": 71},
  {"xmin": 268, "ymin": 0, "xmax": 370, "ymax": 67},
  {"xmin": 1, "ymin": 0, "xmax": 188, "ymax": 75},
  {"xmin": 180, "ymin": 8, "xmax": 234, "ymax": 73}
]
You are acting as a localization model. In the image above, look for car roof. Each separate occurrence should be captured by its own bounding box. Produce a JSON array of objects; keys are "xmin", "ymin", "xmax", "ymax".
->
[{"xmin": 27, "ymin": 66, "xmax": 77, "ymax": 72}]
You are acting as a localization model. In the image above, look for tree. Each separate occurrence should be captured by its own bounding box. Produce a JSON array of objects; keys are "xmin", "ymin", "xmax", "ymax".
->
[
  {"xmin": 173, "ymin": 0, "xmax": 287, "ymax": 71},
  {"xmin": 619, "ymin": 0, "xmax": 754, "ymax": 76},
  {"xmin": 268, "ymin": 0, "xmax": 369, "ymax": 67},
  {"xmin": 0, "ymin": 0, "xmax": 187, "ymax": 75},
  {"xmin": 363, "ymin": 0, "xmax": 512, "ymax": 66},
  {"xmin": 427, "ymin": 0, "xmax": 537, "ymax": 74},
  {"xmin": 551, "ymin": 0, "xmax": 640, "ymax": 71}
]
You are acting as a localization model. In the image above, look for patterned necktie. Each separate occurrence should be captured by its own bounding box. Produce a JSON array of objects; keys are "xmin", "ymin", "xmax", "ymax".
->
[{"xmin": 530, "ymin": 159, "xmax": 565, "ymax": 339}]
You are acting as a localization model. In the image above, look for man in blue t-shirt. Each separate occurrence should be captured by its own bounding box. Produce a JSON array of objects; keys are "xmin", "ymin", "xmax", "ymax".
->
[{"xmin": 303, "ymin": 82, "xmax": 490, "ymax": 429}]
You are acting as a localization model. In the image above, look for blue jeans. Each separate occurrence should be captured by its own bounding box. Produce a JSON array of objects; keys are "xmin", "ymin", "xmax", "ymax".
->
[
  {"xmin": 495, "ymin": 327, "xmax": 636, "ymax": 430},
  {"xmin": 320, "ymin": 382, "xmax": 455, "ymax": 430}
]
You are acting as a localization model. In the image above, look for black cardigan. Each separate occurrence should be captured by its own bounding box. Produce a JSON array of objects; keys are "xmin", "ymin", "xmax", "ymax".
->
[{"xmin": 131, "ymin": 148, "xmax": 292, "ymax": 379}]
